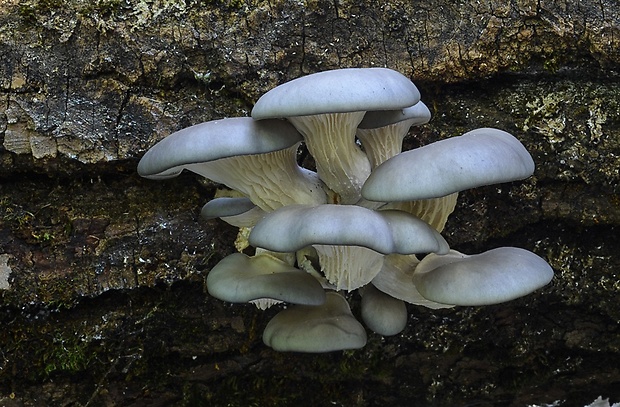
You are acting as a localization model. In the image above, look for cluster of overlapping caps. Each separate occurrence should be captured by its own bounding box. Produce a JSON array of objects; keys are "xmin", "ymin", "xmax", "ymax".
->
[{"xmin": 138, "ymin": 68, "xmax": 554, "ymax": 353}]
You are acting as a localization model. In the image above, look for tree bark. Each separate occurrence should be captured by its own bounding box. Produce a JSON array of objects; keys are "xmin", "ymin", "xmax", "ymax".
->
[{"xmin": 1, "ymin": 0, "xmax": 619, "ymax": 405}]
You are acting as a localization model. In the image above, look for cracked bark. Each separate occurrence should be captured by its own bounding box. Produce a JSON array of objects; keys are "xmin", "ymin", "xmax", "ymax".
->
[{"xmin": 1, "ymin": 0, "xmax": 619, "ymax": 405}]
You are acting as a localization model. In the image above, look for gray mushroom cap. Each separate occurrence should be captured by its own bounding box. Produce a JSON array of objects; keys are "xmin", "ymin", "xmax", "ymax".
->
[
  {"xmin": 248, "ymin": 204, "xmax": 449, "ymax": 255},
  {"xmin": 412, "ymin": 247, "xmax": 554, "ymax": 306},
  {"xmin": 200, "ymin": 197, "xmax": 256, "ymax": 220},
  {"xmin": 371, "ymin": 253, "xmax": 454, "ymax": 309},
  {"xmin": 206, "ymin": 253, "xmax": 326, "ymax": 306},
  {"xmin": 251, "ymin": 68, "xmax": 421, "ymax": 204},
  {"xmin": 137, "ymin": 117, "xmax": 326, "ymax": 210},
  {"xmin": 262, "ymin": 291, "xmax": 367, "ymax": 352},
  {"xmin": 251, "ymin": 68, "xmax": 420, "ymax": 119},
  {"xmin": 138, "ymin": 117, "xmax": 302, "ymax": 179},
  {"xmin": 200, "ymin": 197, "xmax": 265, "ymax": 229},
  {"xmin": 361, "ymin": 284, "xmax": 408, "ymax": 336},
  {"xmin": 358, "ymin": 101, "xmax": 431, "ymax": 129},
  {"xmin": 362, "ymin": 128, "xmax": 536, "ymax": 201}
]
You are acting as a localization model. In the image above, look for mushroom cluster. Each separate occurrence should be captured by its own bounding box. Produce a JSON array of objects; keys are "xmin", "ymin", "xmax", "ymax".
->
[{"xmin": 138, "ymin": 68, "xmax": 554, "ymax": 353}]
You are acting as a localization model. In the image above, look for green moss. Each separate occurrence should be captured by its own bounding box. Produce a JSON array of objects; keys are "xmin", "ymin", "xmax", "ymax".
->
[
  {"xmin": 18, "ymin": 0, "xmax": 66, "ymax": 22},
  {"xmin": 42, "ymin": 334, "xmax": 96, "ymax": 376},
  {"xmin": 79, "ymin": 0, "xmax": 122, "ymax": 17}
]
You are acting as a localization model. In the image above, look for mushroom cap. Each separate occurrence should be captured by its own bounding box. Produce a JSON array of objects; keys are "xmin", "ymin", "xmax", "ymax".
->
[
  {"xmin": 248, "ymin": 204, "xmax": 449, "ymax": 255},
  {"xmin": 362, "ymin": 128, "xmax": 536, "ymax": 201},
  {"xmin": 206, "ymin": 253, "xmax": 326, "ymax": 306},
  {"xmin": 201, "ymin": 197, "xmax": 265, "ymax": 228},
  {"xmin": 358, "ymin": 101, "xmax": 432, "ymax": 129},
  {"xmin": 137, "ymin": 117, "xmax": 302, "ymax": 179},
  {"xmin": 251, "ymin": 68, "xmax": 420, "ymax": 119},
  {"xmin": 412, "ymin": 247, "xmax": 554, "ymax": 306},
  {"xmin": 262, "ymin": 291, "xmax": 367, "ymax": 352},
  {"xmin": 361, "ymin": 284, "xmax": 408, "ymax": 336},
  {"xmin": 200, "ymin": 197, "xmax": 256, "ymax": 220},
  {"xmin": 371, "ymin": 253, "xmax": 454, "ymax": 309}
]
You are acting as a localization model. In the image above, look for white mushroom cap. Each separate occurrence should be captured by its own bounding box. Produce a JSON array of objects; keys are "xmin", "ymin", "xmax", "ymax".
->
[
  {"xmin": 251, "ymin": 68, "xmax": 420, "ymax": 118},
  {"xmin": 362, "ymin": 128, "xmax": 536, "ymax": 202},
  {"xmin": 138, "ymin": 117, "xmax": 327, "ymax": 211},
  {"xmin": 200, "ymin": 197, "xmax": 266, "ymax": 228},
  {"xmin": 371, "ymin": 253, "xmax": 454, "ymax": 309},
  {"xmin": 252, "ymin": 68, "xmax": 421, "ymax": 204},
  {"xmin": 206, "ymin": 253, "xmax": 326, "ymax": 306},
  {"xmin": 201, "ymin": 197, "xmax": 256, "ymax": 219},
  {"xmin": 248, "ymin": 204, "xmax": 449, "ymax": 255},
  {"xmin": 357, "ymin": 102, "xmax": 432, "ymax": 169},
  {"xmin": 412, "ymin": 247, "xmax": 554, "ymax": 306},
  {"xmin": 262, "ymin": 291, "xmax": 367, "ymax": 352},
  {"xmin": 361, "ymin": 284, "xmax": 408, "ymax": 336},
  {"xmin": 358, "ymin": 101, "xmax": 431, "ymax": 130}
]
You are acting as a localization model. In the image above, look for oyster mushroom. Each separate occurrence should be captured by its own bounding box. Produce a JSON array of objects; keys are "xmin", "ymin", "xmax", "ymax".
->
[
  {"xmin": 248, "ymin": 204, "xmax": 448, "ymax": 290},
  {"xmin": 357, "ymin": 101, "xmax": 432, "ymax": 169},
  {"xmin": 138, "ymin": 117, "xmax": 327, "ymax": 211},
  {"xmin": 362, "ymin": 128, "xmax": 535, "ymax": 202},
  {"xmin": 252, "ymin": 68, "xmax": 420, "ymax": 204},
  {"xmin": 361, "ymin": 284, "xmax": 408, "ymax": 336},
  {"xmin": 262, "ymin": 291, "xmax": 367, "ymax": 352},
  {"xmin": 206, "ymin": 252, "xmax": 326, "ymax": 307},
  {"xmin": 412, "ymin": 247, "xmax": 554, "ymax": 306}
]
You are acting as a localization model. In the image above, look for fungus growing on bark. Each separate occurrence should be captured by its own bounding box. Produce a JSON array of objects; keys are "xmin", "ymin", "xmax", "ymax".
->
[
  {"xmin": 206, "ymin": 252, "xmax": 325, "ymax": 306},
  {"xmin": 262, "ymin": 291, "xmax": 367, "ymax": 352},
  {"xmin": 138, "ymin": 117, "xmax": 326, "ymax": 211},
  {"xmin": 361, "ymin": 284, "xmax": 408, "ymax": 336},
  {"xmin": 412, "ymin": 248, "xmax": 554, "ymax": 306},
  {"xmin": 252, "ymin": 68, "xmax": 420, "ymax": 204},
  {"xmin": 200, "ymin": 197, "xmax": 265, "ymax": 228},
  {"xmin": 357, "ymin": 101, "xmax": 432, "ymax": 169},
  {"xmin": 138, "ymin": 67, "xmax": 554, "ymax": 353},
  {"xmin": 248, "ymin": 204, "xmax": 448, "ymax": 290},
  {"xmin": 362, "ymin": 128, "xmax": 535, "ymax": 202}
]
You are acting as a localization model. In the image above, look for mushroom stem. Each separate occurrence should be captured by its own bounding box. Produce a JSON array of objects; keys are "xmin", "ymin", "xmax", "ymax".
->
[
  {"xmin": 380, "ymin": 193, "xmax": 459, "ymax": 233},
  {"xmin": 356, "ymin": 119, "xmax": 414, "ymax": 169},
  {"xmin": 288, "ymin": 112, "xmax": 371, "ymax": 204},
  {"xmin": 314, "ymin": 244, "xmax": 384, "ymax": 291},
  {"xmin": 190, "ymin": 143, "xmax": 327, "ymax": 211}
]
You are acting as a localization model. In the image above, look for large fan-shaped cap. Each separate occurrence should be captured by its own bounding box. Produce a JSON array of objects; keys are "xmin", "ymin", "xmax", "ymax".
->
[
  {"xmin": 248, "ymin": 204, "xmax": 448, "ymax": 255},
  {"xmin": 138, "ymin": 117, "xmax": 326, "ymax": 210},
  {"xmin": 362, "ymin": 128, "xmax": 535, "ymax": 201},
  {"xmin": 251, "ymin": 68, "xmax": 420, "ymax": 119},
  {"xmin": 138, "ymin": 117, "xmax": 302, "ymax": 179},
  {"xmin": 412, "ymin": 247, "xmax": 554, "ymax": 306}
]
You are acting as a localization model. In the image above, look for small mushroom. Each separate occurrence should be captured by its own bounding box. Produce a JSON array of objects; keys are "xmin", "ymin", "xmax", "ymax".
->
[
  {"xmin": 371, "ymin": 253, "xmax": 454, "ymax": 309},
  {"xmin": 361, "ymin": 284, "xmax": 408, "ymax": 336},
  {"xmin": 200, "ymin": 197, "xmax": 265, "ymax": 228},
  {"xmin": 252, "ymin": 68, "xmax": 420, "ymax": 204},
  {"xmin": 138, "ymin": 117, "xmax": 327, "ymax": 210},
  {"xmin": 362, "ymin": 128, "xmax": 536, "ymax": 202},
  {"xmin": 412, "ymin": 247, "xmax": 554, "ymax": 306},
  {"xmin": 206, "ymin": 252, "xmax": 326, "ymax": 306},
  {"xmin": 262, "ymin": 291, "xmax": 367, "ymax": 352},
  {"xmin": 357, "ymin": 101, "xmax": 432, "ymax": 169}
]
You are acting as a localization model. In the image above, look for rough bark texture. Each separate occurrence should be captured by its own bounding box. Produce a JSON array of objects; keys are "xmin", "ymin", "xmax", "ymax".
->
[{"xmin": 1, "ymin": 0, "xmax": 619, "ymax": 405}]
